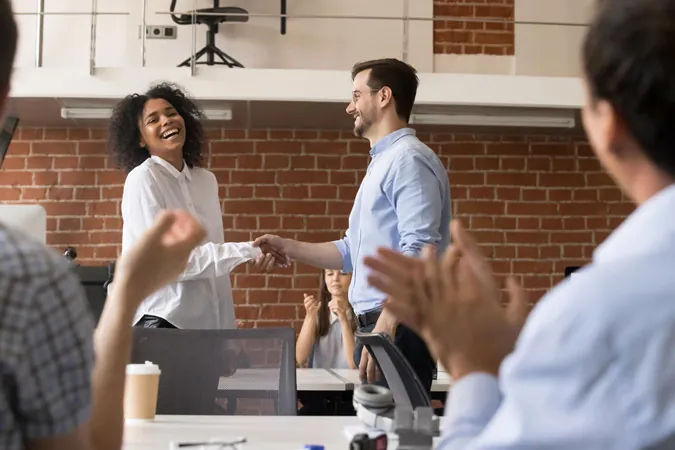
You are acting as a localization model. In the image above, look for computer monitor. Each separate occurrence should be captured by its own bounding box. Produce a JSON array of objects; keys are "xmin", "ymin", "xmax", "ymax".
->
[
  {"xmin": 565, "ymin": 266, "xmax": 581, "ymax": 278},
  {"xmin": 0, "ymin": 204, "xmax": 47, "ymax": 244},
  {"xmin": 0, "ymin": 115, "xmax": 19, "ymax": 169}
]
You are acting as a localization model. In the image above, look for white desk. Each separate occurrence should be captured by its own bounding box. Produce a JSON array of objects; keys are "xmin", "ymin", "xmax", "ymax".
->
[
  {"xmin": 123, "ymin": 415, "xmax": 360, "ymax": 450},
  {"xmin": 218, "ymin": 368, "xmax": 351, "ymax": 392},
  {"xmin": 329, "ymin": 369, "xmax": 453, "ymax": 393}
]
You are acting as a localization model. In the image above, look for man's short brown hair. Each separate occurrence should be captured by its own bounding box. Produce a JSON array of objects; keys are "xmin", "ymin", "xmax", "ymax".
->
[
  {"xmin": 351, "ymin": 58, "xmax": 419, "ymax": 123},
  {"xmin": 0, "ymin": 0, "xmax": 18, "ymax": 90}
]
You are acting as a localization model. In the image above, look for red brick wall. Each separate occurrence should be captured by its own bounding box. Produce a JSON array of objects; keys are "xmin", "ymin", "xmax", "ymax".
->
[
  {"xmin": 434, "ymin": 0, "xmax": 515, "ymax": 55},
  {"xmin": 0, "ymin": 127, "xmax": 631, "ymax": 328}
]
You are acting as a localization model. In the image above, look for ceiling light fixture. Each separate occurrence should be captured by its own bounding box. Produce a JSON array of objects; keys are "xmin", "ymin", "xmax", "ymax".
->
[
  {"xmin": 409, "ymin": 113, "xmax": 575, "ymax": 128},
  {"xmin": 60, "ymin": 107, "xmax": 232, "ymax": 121}
]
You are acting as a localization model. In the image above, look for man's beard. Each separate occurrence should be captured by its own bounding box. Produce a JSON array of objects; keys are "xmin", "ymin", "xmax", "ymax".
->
[{"xmin": 353, "ymin": 115, "xmax": 372, "ymax": 137}]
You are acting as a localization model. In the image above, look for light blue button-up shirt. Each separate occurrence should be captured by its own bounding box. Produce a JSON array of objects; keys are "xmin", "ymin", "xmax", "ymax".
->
[
  {"xmin": 333, "ymin": 128, "xmax": 451, "ymax": 315},
  {"xmin": 440, "ymin": 183, "xmax": 675, "ymax": 449}
]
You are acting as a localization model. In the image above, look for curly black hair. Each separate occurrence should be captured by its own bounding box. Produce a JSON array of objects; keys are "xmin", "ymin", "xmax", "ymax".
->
[{"xmin": 107, "ymin": 82, "xmax": 206, "ymax": 173}]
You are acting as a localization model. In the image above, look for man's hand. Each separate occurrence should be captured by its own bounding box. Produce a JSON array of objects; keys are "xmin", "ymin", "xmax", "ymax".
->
[
  {"xmin": 363, "ymin": 219, "xmax": 529, "ymax": 380},
  {"xmin": 253, "ymin": 234, "xmax": 287, "ymax": 252},
  {"xmin": 112, "ymin": 209, "xmax": 205, "ymax": 305},
  {"xmin": 359, "ymin": 347, "xmax": 380, "ymax": 383},
  {"xmin": 251, "ymin": 234, "xmax": 291, "ymax": 272},
  {"xmin": 358, "ymin": 308, "xmax": 397, "ymax": 383}
]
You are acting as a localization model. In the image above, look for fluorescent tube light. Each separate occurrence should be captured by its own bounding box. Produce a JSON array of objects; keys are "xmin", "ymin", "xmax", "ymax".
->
[
  {"xmin": 60, "ymin": 107, "xmax": 111, "ymax": 120},
  {"xmin": 60, "ymin": 107, "xmax": 232, "ymax": 121},
  {"xmin": 409, "ymin": 113, "xmax": 575, "ymax": 128},
  {"xmin": 202, "ymin": 109, "xmax": 232, "ymax": 121}
]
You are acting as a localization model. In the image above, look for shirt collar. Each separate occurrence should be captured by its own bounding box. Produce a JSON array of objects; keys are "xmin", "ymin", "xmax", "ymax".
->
[
  {"xmin": 150, "ymin": 155, "xmax": 191, "ymax": 181},
  {"xmin": 369, "ymin": 127, "xmax": 416, "ymax": 157},
  {"xmin": 594, "ymin": 183, "xmax": 675, "ymax": 264}
]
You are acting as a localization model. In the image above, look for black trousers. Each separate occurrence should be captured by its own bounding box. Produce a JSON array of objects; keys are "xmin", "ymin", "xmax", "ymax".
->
[
  {"xmin": 354, "ymin": 321, "xmax": 435, "ymax": 393},
  {"xmin": 297, "ymin": 392, "xmax": 355, "ymax": 416},
  {"xmin": 134, "ymin": 314, "xmax": 178, "ymax": 329}
]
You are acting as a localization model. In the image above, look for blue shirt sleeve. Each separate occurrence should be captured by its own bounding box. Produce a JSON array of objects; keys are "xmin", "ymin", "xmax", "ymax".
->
[
  {"xmin": 332, "ymin": 228, "xmax": 353, "ymax": 273},
  {"xmin": 438, "ymin": 373, "xmax": 503, "ymax": 449},
  {"xmin": 438, "ymin": 279, "xmax": 642, "ymax": 449},
  {"xmin": 386, "ymin": 153, "xmax": 444, "ymax": 257}
]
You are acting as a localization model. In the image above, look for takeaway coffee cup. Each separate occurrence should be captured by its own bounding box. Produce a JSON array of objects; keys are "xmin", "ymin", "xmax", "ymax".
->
[{"xmin": 124, "ymin": 361, "xmax": 161, "ymax": 420}]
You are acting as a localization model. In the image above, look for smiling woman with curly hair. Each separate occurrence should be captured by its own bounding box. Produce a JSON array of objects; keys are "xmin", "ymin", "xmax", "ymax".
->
[
  {"xmin": 108, "ymin": 82, "xmax": 205, "ymax": 172},
  {"xmin": 110, "ymin": 82, "xmax": 287, "ymax": 330}
]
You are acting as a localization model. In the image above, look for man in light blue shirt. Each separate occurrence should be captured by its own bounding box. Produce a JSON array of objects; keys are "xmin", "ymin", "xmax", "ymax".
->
[
  {"xmin": 255, "ymin": 58, "xmax": 451, "ymax": 390},
  {"xmin": 362, "ymin": 0, "xmax": 675, "ymax": 448}
]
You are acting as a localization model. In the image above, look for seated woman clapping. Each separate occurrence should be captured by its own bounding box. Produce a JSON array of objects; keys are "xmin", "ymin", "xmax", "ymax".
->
[{"xmin": 296, "ymin": 269, "xmax": 356, "ymax": 369}]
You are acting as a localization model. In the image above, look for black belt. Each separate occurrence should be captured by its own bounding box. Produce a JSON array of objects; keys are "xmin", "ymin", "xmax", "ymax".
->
[{"xmin": 356, "ymin": 308, "xmax": 382, "ymax": 328}]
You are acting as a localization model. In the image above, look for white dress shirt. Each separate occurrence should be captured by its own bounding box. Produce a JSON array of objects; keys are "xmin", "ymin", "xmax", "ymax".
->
[
  {"xmin": 440, "ymin": 183, "xmax": 675, "ymax": 449},
  {"xmin": 121, "ymin": 155, "xmax": 261, "ymax": 329}
]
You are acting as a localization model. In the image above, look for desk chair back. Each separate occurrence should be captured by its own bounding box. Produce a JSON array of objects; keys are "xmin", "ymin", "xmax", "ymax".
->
[{"xmin": 356, "ymin": 331, "xmax": 431, "ymax": 409}]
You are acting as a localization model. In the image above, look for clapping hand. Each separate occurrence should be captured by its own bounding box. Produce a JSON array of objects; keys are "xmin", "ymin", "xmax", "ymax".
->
[
  {"xmin": 303, "ymin": 294, "xmax": 321, "ymax": 318},
  {"xmin": 328, "ymin": 298, "xmax": 349, "ymax": 320},
  {"xmin": 363, "ymin": 220, "xmax": 529, "ymax": 380}
]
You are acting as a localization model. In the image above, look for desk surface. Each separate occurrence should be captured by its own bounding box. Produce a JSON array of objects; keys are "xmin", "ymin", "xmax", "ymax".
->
[
  {"xmin": 218, "ymin": 368, "xmax": 350, "ymax": 392},
  {"xmin": 218, "ymin": 368, "xmax": 453, "ymax": 393},
  {"xmin": 329, "ymin": 369, "xmax": 453, "ymax": 393},
  {"xmin": 123, "ymin": 415, "xmax": 360, "ymax": 450}
]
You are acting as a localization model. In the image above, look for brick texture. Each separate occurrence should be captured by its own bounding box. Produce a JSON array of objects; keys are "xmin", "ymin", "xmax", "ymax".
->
[
  {"xmin": 0, "ymin": 127, "xmax": 631, "ymax": 329},
  {"xmin": 434, "ymin": 0, "xmax": 515, "ymax": 55}
]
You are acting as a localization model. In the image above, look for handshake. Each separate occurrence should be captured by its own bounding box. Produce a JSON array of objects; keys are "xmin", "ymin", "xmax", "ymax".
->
[{"xmin": 250, "ymin": 233, "xmax": 290, "ymax": 273}]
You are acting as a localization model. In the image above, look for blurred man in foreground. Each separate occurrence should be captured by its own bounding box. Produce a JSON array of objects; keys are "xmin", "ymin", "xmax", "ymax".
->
[{"xmin": 365, "ymin": 0, "xmax": 675, "ymax": 448}]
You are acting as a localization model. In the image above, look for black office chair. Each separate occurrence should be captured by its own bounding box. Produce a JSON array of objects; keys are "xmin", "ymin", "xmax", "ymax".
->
[
  {"xmin": 356, "ymin": 331, "xmax": 431, "ymax": 409},
  {"xmin": 170, "ymin": 0, "xmax": 248, "ymax": 68},
  {"xmin": 71, "ymin": 264, "xmax": 114, "ymax": 325},
  {"xmin": 65, "ymin": 248, "xmax": 115, "ymax": 325}
]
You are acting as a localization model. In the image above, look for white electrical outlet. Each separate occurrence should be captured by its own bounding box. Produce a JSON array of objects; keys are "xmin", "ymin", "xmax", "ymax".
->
[{"xmin": 143, "ymin": 25, "xmax": 177, "ymax": 39}]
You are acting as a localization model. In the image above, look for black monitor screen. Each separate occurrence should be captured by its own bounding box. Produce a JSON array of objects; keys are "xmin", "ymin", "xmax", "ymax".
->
[
  {"xmin": 0, "ymin": 115, "xmax": 19, "ymax": 169},
  {"xmin": 565, "ymin": 266, "xmax": 581, "ymax": 278}
]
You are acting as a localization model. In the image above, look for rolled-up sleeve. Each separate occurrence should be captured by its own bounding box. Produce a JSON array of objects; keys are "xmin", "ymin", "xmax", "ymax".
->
[
  {"xmin": 387, "ymin": 153, "xmax": 444, "ymax": 257},
  {"xmin": 332, "ymin": 229, "xmax": 353, "ymax": 273},
  {"xmin": 122, "ymin": 169, "xmax": 260, "ymax": 281}
]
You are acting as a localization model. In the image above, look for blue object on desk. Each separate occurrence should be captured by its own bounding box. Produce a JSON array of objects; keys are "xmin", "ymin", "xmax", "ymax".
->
[{"xmin": 304, "ymin": 445, "xmax": 324, "ymax": 450}]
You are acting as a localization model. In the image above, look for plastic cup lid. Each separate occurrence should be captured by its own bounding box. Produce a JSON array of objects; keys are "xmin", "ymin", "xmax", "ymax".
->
[{"xmin": 126, "ymin": 361, "xmax": 161, "ymax": 375}]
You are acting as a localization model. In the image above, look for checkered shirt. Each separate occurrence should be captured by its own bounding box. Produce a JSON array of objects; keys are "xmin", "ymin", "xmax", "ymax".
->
[{"xmin": 0, "ymin": 225, "xmax": 94, "ymax": 448}]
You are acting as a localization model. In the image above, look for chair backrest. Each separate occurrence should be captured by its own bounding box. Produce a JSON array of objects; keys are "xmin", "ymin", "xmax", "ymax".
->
[
  {"xmin": 355, "ymin": 331, "xmax": 431, "ymax": 409},
  {"xmin": 169, "ymin": 0, "xmax": 191, "ymax": 25},
  {"xmin": 72, "ymin": 265, "xmax": 112, "ymax": 325},
  {"xmin": 130, "ymin": 327, "xmax": 297, "ymax": 416}
]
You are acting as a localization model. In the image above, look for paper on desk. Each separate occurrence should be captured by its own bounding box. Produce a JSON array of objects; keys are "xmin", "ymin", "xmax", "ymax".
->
[{"xmin": 169, "ymin": 436, "xmax": 246, "ymax": 449}]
